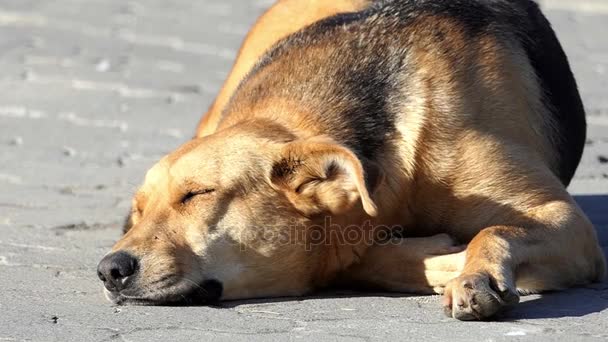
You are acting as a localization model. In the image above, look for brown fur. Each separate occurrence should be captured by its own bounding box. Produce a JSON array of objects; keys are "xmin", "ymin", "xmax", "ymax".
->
[
  {"xmin": 99, "ymin": 0, "xmax": 606, "ymax": 320},
  {"xmin": 196, "ymin": 0, "xmax": 371, "ymax": 137}
]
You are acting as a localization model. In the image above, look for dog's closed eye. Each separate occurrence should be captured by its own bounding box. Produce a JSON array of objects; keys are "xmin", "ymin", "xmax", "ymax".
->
[{"xmin": 181, "ymin": 189, "xmax": 216, "ymax": 204}]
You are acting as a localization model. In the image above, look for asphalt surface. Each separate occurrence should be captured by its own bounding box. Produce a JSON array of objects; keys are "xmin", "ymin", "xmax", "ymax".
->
[{"xmin": 0, "ymin": 0, "xmax": 607, "ymax": 341}]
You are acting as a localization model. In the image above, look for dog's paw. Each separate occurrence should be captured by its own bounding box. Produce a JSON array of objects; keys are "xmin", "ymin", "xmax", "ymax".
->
[{"xmin": 442, "ymin": 272, "xmax": 519, "ymax": 320}]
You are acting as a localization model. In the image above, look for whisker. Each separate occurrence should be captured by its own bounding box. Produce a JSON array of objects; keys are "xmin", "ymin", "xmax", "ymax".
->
[{"xmin": 181, "ymin": 276, "xmax": 208, "ymax": 295}]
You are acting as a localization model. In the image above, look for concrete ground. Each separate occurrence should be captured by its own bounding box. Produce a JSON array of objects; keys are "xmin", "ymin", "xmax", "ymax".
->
[{"xmin": 0, "ymin": 0, "xmax": 607, "ymax": 341}]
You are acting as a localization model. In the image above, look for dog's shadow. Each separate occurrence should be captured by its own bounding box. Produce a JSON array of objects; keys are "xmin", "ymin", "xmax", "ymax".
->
[
  {"xmin": 575, "ymin": 195, "xmax": 608, "ymax": 247},
  {"xmin": 500, "ymin": 284, "xmax": 608, "ymax": 320},
  {"xmin": 220, "ymin": 195, "xmax": 608, "ymax": 320}
]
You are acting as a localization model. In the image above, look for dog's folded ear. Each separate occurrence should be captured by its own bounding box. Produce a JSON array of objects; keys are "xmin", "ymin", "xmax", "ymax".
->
[{"xmin": 270, "ymin": 137, "xmax": 381, "ymax": 217}]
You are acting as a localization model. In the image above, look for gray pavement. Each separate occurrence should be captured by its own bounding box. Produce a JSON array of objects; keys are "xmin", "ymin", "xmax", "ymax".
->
[{"xmin": 0, "ymin": 0, "xmax": 607, "ymax": 341}]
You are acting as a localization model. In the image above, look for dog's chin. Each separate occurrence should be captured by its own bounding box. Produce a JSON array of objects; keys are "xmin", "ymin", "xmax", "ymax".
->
[{"xmin": 103, "ymin": 279, "xmax": 224, "ymax": 306}]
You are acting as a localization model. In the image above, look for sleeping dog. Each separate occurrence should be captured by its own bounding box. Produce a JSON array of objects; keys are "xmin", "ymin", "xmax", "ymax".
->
[{"xmin": 97, "ymin": 0, "xmax": 606, "ymax": 320}]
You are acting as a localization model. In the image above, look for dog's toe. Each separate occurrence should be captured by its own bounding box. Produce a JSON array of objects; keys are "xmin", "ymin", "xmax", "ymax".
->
[{"xmin": 444, "ymin": 272, "xmax": 519, "ymax": 320}]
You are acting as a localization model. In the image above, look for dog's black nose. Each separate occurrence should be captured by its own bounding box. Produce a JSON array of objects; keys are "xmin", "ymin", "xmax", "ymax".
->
[{"xmin": 97, "ymin": 251, "xmax": 139, "ymax": 292}]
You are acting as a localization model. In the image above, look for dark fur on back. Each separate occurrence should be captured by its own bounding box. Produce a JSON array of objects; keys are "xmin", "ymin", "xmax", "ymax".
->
[
  {"xmin": 226, "ymin": 0, "xmax": 585, "ymax": 185},
  {"xmin": 515, "ymin": 1, "xmax": 586, "ymax": 185}
]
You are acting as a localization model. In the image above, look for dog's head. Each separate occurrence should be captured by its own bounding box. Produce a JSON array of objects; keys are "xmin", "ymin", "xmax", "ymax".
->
[{"xmin": 97, "ymin": 122, "xmax": 380, "ymax": 305}]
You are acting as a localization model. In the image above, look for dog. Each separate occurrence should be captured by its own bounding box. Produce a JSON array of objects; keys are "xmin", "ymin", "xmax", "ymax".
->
[{"xmin": 97, "ymin": 0, "xmax": 606, "ymax": 320}]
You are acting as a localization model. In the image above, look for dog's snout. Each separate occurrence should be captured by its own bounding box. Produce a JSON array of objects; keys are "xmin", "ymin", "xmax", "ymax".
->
[{"xmin": 97, "ymin": 251, "xmax": 139, "ymax": 291}]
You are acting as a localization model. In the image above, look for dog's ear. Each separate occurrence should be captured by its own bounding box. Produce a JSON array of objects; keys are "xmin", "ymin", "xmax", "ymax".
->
[{"xmin": 271, "ymin": 137, "xmax": 381, "ymax": 217}]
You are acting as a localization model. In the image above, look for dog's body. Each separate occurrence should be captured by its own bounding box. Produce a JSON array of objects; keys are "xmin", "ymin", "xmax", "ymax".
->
[{"xmin": 98, "ymin": 0, "xmax": 606, "ymax": 320}]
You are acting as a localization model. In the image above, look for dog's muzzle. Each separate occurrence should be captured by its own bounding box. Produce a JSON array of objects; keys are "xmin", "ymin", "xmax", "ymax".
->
[{"xmin": 97, "ymin": 251, "xmax": 223, "ymax": 305}]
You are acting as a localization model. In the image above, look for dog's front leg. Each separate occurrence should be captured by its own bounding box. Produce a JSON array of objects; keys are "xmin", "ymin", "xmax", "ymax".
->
[
  {"xmin": 444, "ymin": 200, "xmax": 606, "ymax": 321},
  {"xmin": 336, "ymin": 234, "xmax": 466, "ymax": 294}
]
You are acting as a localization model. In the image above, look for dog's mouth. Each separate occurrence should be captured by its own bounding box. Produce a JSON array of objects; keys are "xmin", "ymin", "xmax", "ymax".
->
[{"xmin": 105, "ymin": 279, "xmax": 224, "ymax": 306}]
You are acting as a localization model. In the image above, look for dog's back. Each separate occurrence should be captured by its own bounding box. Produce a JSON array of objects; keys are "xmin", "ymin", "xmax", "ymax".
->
[{"xmin": 225, "ymin": 0, "xmax": 585, "ymax": 186}]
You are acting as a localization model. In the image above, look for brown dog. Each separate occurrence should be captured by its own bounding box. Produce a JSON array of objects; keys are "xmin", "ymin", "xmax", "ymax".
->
[{"xmin": 97, "ymin": 0, "xmax": 606, "ymax": 320}]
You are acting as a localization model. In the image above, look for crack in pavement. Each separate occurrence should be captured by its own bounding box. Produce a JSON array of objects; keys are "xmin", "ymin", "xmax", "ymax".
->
[
  {"xmin": 52, "ymin": 221, "xmax": 120, "ymax": 232},
  {"xmin": 0, "ymin": 241, "xmax": 64, "ymax": 251}
]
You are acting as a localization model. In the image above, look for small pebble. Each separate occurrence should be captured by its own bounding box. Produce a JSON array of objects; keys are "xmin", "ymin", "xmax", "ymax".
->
[
  {"xmin": 62, "ymin": 146, "xmax": 77, "ymax": 157},
  {"xmin": 163, "ymin": 128, "xmax": 183, "ymax": 139},
  {"xmin": 166, "ymin": 94, "xmax": 179, "ymax": 104},
  {"xmin": 9, "ymin": 136, "xmax": 23, "ymax": 146},
  {"xmin": 59, "ymin": 187, "xmax": 75, "ymax": 195},
  {"xmin": 119, "ymin": 122, "xmax": 129, "ymax": 132},
  {"xmin": 95, "ymin": 58, "xmax": 111, "ymax": 72},
  {"xmin": 175, "ymin": 84, "xmax": 201, "ymax": 94},
  {"xmin": 599, "ymin": 155, "xmax": 608, "ymax": 164},
  {"xmin": 117, "ymin": 156, "xmax": 126, "ymax": 167},
  {"xmin": 21, "ymin": 69, "xmax": 36, "ymax": 81}
]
